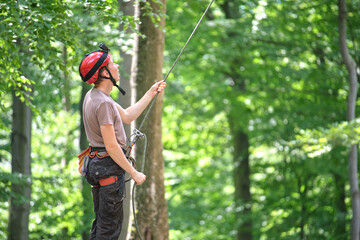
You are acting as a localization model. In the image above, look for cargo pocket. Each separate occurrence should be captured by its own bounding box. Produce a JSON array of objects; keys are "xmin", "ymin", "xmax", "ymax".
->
[
  {"xmin": 89, "ymin": 164, "xmax": 105, "ymax": 180},
  {"xmin": 99, "ymin": 174, "xmax": 125, "ymax": 218}
]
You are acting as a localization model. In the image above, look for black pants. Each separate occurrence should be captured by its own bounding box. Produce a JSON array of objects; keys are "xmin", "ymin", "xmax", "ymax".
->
[{"xmin": 85, "ymin": 156, "xmax": 126, "ymax": 240}]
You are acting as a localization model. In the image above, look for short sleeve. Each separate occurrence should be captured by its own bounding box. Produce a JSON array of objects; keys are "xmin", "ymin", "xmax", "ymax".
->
[{"xmin": 96, "ymin": 102, "xmax": 115, "ymax": 125}]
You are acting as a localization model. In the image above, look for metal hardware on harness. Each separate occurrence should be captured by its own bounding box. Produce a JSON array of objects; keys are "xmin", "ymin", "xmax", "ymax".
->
[
  {"xmin": 125, "ymin": 128, "xmax": 145, "ymax": 158},
  {"xmin": 131, "ymin": 128, "xmax": 145, "ymax": 143},
  {"xmin": 125, "ymin": 128, "xmax": 147, "ymax": 173},
  {"xmin": 124, "ymin": 128, "xmax": 146, "ymax": 183}
]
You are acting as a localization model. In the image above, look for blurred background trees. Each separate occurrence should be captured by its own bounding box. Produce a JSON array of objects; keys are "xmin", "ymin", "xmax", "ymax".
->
[{"xmin": 0, "ymin": 0, "xmax": 359, "ymax": 239}]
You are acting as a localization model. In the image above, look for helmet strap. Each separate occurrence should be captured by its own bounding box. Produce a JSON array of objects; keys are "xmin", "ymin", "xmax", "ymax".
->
[{"xmin": 102, "ymin": 67, "xmax": 126, "ymax": 96}]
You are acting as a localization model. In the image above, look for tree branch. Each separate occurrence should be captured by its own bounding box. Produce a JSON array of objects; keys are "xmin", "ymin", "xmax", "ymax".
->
[{"xmin": 338, "ymin": 0, "xmax": 356, "ymax": 71}]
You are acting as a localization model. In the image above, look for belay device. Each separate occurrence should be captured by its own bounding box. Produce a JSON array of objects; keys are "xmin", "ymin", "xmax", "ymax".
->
[{"xmin": 126, "ymin": 1, "xmax": 216, "ymax": 239}]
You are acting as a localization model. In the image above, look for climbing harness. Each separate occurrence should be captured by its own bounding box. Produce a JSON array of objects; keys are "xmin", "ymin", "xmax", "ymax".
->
[{"xmin": 126, "ymin": 0, "xmax": 215, "ymax": 239}]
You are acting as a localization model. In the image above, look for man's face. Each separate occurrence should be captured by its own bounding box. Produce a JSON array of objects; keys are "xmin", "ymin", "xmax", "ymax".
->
[{"xmin": 108, "ymin": 58, "xmax": 120, "ymax": 82}]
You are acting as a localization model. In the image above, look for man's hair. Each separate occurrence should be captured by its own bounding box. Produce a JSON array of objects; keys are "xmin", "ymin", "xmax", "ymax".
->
[{"xmin": 94, "ymin": 67, "xmax": 107, "ymax": 87}]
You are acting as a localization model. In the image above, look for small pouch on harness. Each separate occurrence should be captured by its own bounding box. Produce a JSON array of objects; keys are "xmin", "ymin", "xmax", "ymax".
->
[
  {"xmin": 82, "ymin": 155, "xmax": 90, "ymax": 176},
  {"xmin": 77, "ymin": 146, "xmax": 91, "ymax": 176}
]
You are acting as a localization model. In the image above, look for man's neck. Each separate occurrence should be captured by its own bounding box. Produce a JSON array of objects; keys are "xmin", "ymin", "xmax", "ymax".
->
[{"xmin": 95, "ymin": 83, "xmax": 113, "ymax": 96}]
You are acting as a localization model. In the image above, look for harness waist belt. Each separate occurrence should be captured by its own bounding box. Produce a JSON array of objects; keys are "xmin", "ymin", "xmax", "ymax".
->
[
  {"xmin": 99, "ymin": 176, "xmax": 118, "ymax": 186},
  {"xmin": 90, "ymin": 147, "xmax": 107, "ymax": 152},
  {"xmin": 90, "ymin": 146, "xmax": 127, "ymax": 154}
]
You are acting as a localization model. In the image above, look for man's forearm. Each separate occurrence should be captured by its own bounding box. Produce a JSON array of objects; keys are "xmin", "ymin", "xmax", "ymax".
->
[{"xmin": 125, "ymin": 90, "xmax": 154, "ymax": 122}]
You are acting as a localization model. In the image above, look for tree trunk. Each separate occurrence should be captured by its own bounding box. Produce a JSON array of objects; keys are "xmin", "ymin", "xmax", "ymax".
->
[
  {"xmin": 338, "ymin": 0, "xmax": 359, "ymax": 239},
  {"xmin": 229, "ymin": 117, "xmax": 252, "ymax": 240},
  {"xmin": 134, "ymin": 1, "xmax": 169, "ymax": 239},
  {"xmin": 220, "ymin": 0, "xmax": 252, "ymax": 238},
  {"xmin": 334, "ymin": 172, "xmax": 347, "ymax": 237},
  {"xmin": 298, "ymin": 176, "xmax": 308, "ymax": 240},
  {"xmin": 62, "ymin": 44, "xmax": 71, "ymax": 112},
  {"xmin": 117, "ymin": 0, "xmax": 138, "ymax": 239},
  {"xmin": 61, "ymin": 44, "xmax": 72, "ymax": 169},
  {"xmin": 8, "ymin": 88, "xmax": 32, "ymax": 240},
  {"xmin": 79, "ymin": 83, "xmax": 93, "ymax": 240}
]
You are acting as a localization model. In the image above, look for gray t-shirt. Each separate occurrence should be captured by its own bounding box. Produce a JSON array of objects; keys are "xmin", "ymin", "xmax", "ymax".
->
[{"xmin": 83, "ymin": 88, "xmax": 127, "ymax": 148}]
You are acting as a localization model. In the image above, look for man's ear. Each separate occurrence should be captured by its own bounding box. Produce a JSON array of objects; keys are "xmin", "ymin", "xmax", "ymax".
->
[{"xmin": 100, "ymin": 68, "xmax": 110, "ymax": 78}]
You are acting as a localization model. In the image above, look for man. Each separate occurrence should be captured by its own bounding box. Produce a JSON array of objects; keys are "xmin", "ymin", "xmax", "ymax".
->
[{"xmin": 79, "ymin": 44, "xmax": 166, "ymax": 239}]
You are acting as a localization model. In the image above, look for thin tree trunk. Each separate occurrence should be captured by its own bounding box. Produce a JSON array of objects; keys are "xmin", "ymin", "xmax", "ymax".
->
[
  {"xmin": 334, "ymin": 172, "xmax": 347, "ymax": 237},
  {"xmin": 61, "ymin": 44, "xmax": 72, "ymax": 169},
  {"xmin": 134, "ymin": 1, "xmax": 168, "ymax": 239},
  {"xmin": 118, "ymin": 1, "xmax": 138, "ymax": 239},
  {"xmin": 298, "ymin": 177, "xmax": 308, "ymax": 240},
  {"xmin": 8, "ymin": 87, "xmax": 32, "ymax": 240},
  {"xmin": 338, "ymin": 0, "xmax": 359, "ymax": 239},
  {"xmin": 62, "ymin": 44, "xmax": 71, "ymax": 112},
  {"xmin": 80, "ymin": 83, "xmax": 92, "ymax": 240},
  {"xmin": 118, "ymin": 0, "xmax": 136, "ymax": 133},
  {"xmin": 229, "ymin": 117, "xmax": 252, "ymax": 240}
]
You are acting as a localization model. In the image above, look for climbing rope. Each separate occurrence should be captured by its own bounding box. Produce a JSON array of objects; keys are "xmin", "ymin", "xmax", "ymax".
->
[
  {"xmin": 127, "ymin": 0, "xmax": 215, "ymax": 239},
  {"xmin": 131, "ymin": 134, "xmax": 147, "ymax": 240},
  {"xmin": 137, "ymin": 0, "xmax": 216, "ymax": 132}
]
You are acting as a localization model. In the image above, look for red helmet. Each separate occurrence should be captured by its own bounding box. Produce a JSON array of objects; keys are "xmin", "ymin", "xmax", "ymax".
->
[
  {"xmin": 79, "ymin": 44, "xmax": 126, "ymax": 95},
  {"xmin": 79, "ymin": 50, "xmax": 111, "ymax": 84}
]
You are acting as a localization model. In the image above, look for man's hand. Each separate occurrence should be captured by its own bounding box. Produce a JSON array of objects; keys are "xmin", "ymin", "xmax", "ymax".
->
[
  {"xmin": 148, "ymin": 80, "xmax": 166, "ymax": 97},
  {"xmin": 131, "ymin": 171, "xmax": 146, "ymax": 185}
]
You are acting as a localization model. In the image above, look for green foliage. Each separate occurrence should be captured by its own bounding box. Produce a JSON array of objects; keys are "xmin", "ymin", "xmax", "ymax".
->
[
  {"xmin": 0, "ymin": 0, "xmax": 359, "ymax": 239},
  {"xmin": 163, "ymin": 0, "xmax": 359, "ymax": 239},
  {"xmin": 0, "ymin": 171, "xmax": 30, "ymax": 203},
  {"xmin": 250, "ymin": 147, "xmax": 349, "ymax": 240},
  {"xmin": 163, "ymin": 105, "xmax": 236, "ymax": 239},
  {"xmin": 0, "ymin": 0, "xmax": 142, "ymax": 113},
  {"xmin": 287, "ymin": 118, "xmax": 360, "ymax": 158},
  {"xmin": 0, "ymin": 108, "xmax": 83, "ymax": 239},
  {"xmin": 139, "ymin": 0, "xmax": 166, "ymax": 27},
  {"xmin": 0, "ymin": 0, "xmax": 146, "ymax": 238},
  {"xmin": 0, "ymin": 0, "xmax": 77, "ymax": 110}
]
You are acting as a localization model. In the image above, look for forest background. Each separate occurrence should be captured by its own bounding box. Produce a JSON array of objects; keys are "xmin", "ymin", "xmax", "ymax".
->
[{"xmin": 1, "ymin": 0, "xmax": 360, "ymax": 239}]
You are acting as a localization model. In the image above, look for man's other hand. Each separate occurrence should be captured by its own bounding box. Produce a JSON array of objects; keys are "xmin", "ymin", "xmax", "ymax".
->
[{"xmin": 131, "ymin": 171, "xmax": 146, "ymax": 185}]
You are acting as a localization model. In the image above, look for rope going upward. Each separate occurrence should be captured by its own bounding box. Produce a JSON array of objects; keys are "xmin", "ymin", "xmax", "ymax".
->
[
  {"xmin": 137, "ymin": 0, "xmax": 216, "ymax": 132},
  {"xmin": 129, "ymin": 1, "xmax": 215, "ymax": 239}
]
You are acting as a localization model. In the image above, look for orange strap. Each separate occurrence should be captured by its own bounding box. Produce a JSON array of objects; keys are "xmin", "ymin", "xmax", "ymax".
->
[
  {"xmin": 77, "ymin": 146, "xmax": 108, "ymax": 175},
  {"xmin": 89, "ymin": 150, "xmax": 108, "ymax": 159},
  {"xmin": 99, "ymin": 176, "xmax": 118, "ymax": 186},
  {"xmin": 77, "ymin": 146, "xmax": 91, "ymax": 159},
  {"xmin": 77, "ymin": 146, "xmax": 91, "ymax": 175}
]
